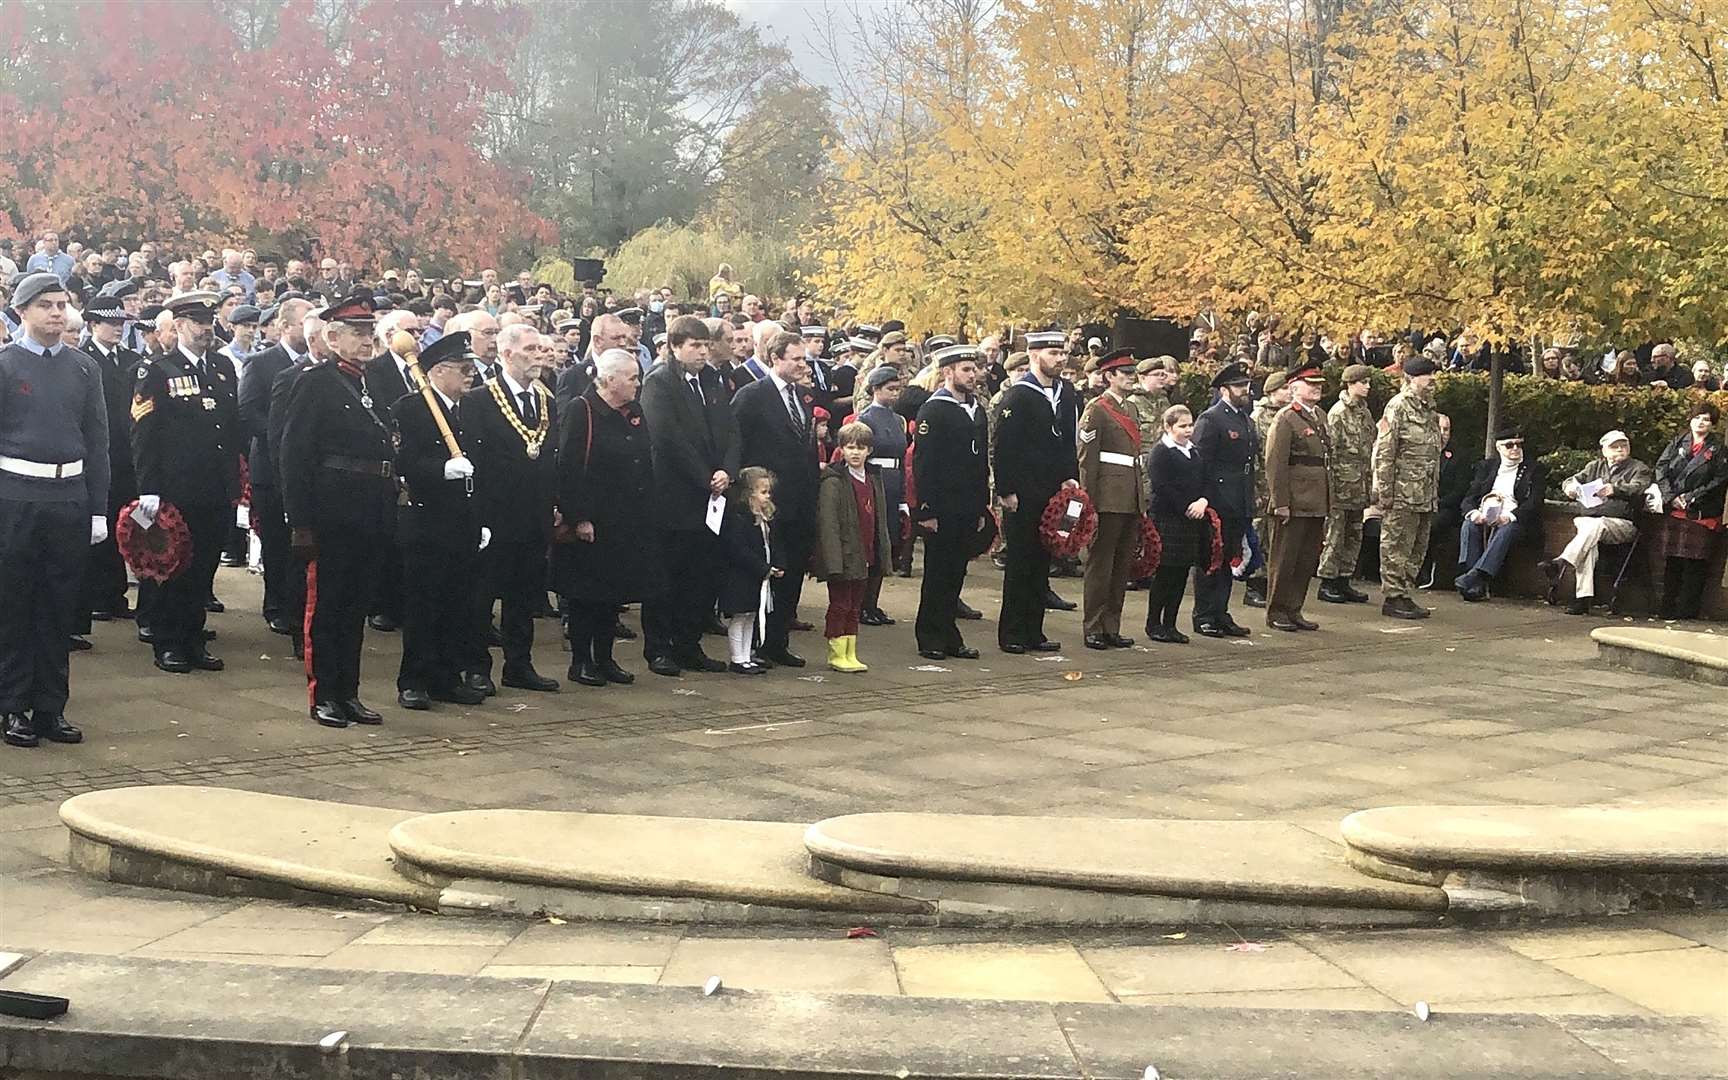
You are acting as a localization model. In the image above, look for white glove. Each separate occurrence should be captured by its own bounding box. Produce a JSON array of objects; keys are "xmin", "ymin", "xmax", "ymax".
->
[
  {"xmin": 479, "ymin": 526, "xmax": 492, "ymax": 551},
  {"xmin": 90, "ymin": 515, "xmax": 108, "ymax": 546},
  {"xmin": 444, "ymin": 456, "xmax": 475, "ymax": 481},
  {"xmin": 134, "ymin": 495, "xmax": 161, "ymax": 530}
]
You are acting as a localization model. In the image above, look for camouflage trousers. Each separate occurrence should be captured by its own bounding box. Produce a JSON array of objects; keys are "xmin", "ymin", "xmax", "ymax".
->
[
  {"xmin": 1317, "ymin": 509, "xmax": 1366, "ymax": 579},
  {"xmin": 1380, "ymin": 509, "xmax": 1433, "ymax": 599}
]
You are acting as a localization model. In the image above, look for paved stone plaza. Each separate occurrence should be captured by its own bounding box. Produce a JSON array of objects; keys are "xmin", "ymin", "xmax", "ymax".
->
[{"xmin": 2, "ymin": 565, "xmax": 1725, "ymax": 1067}]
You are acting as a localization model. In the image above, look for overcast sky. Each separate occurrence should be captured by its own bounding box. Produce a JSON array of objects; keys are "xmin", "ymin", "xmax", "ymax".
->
[{"xmin": 724, "ymin": 0, "xmax": 903, "ymax": 88}]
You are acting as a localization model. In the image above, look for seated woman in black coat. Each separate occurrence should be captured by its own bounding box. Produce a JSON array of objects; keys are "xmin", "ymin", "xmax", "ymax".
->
[
  {"xmin": 552, "ymin": 348, "xmax": 663, "ymax": 687},
  {"xmin": 1653, "ymin": 402, "xmax": 1728, "ymax": 620},
  {"xmin": 1144, "ymin": 405, "xmax": 1211, "ymax": 644}
]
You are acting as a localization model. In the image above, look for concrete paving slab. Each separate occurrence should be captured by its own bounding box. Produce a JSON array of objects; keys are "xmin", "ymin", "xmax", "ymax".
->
[
  {"xmin": 312, "ymin": 942, "xmax": 505, "ymax": 975},
  {"xmin": 1553, "ymin": 1015, "xmax": 1728, "ymax": 1078},
  {"xmin": 1341, "ymin": 802, "xmax": 1728, "ymax": 871},
  {"xmin": 1548, "ymin": 945, "xmax": 1728, "ymax": 1020},
  {"xmin": 892, "ymin": 942, "xmax": 1113, "ymax": 1002},
  {"xmin": 1118, "ymin": 987, "xmax": 1399, "ymax": 1010},
  {"xmin": 1081, "ymin": 941, "xmax": 1363, "ymax": 997},
  {"xmin": 659, "ymin": 935, "xmax": 900, "ymax": 995},
  {"xmin": 491, "ymin": 922, "xmax": 685, "ymax": 967},
  {"xmin": 1292, "ymin": 929, "xmax": 1609, "ymax": 1005},
  {"xmin": 481, "ymin": 963, "xmax": 662, "ymax": 983},
  {"xmin": 1493, "ymin": 926, "xmax": 1703, "ymax": 961}
]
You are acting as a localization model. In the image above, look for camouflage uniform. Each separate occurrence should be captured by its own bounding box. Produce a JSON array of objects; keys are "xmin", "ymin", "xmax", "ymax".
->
[
  {"xmin": 1317, "ymin": 394, "xmax": 1375, "ymax": 579},
  {"xmin": 1373, "ymin": 384, "xmax": 1442, "ymax": 600},
  {"xmin": 1250, "ymin": 394, "xmax": 1283, "ymax": 562},
  {"xmin": 1127, "ymin": 386, "xmax": 1168, "ymax": 498}
]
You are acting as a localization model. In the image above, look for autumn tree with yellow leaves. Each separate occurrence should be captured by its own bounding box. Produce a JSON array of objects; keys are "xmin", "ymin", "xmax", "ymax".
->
[{"xmin": 809, "ymin": 0, "xmax": 1728, "ymax": 345}]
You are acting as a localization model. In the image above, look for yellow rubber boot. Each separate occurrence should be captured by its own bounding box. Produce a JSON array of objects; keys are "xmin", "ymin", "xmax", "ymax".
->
[
  {"xmin": 828, "ymin": 636, "xmax": 865, "ymax": 673},
  {"xmin": 844, "ymin": 635, "xmax": 869, "ymax": 672}
]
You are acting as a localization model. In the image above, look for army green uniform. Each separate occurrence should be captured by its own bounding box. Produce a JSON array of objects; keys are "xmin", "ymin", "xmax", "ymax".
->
[
  {"xmin": 1317, "ymin": 394, "xmax": 1375, "ymax": 579},
  {"xmin": 1263, "ymin": 401, "xmax": 1332, "ymax": 623},
  {"xmin": 1127, "ymin": 387, "xmax": 1168, "ymax": 500},
  {"xmin": 1373, "ymin": 386, "xmax": 1442, "ymax": 600},
  {"xmin": 1248, "ymin": 395, "xmax": 1282, "ymax": 594},
  {"xmin": 1079, "ymin": 390, "xmax": 1148, "ymax": 640}
]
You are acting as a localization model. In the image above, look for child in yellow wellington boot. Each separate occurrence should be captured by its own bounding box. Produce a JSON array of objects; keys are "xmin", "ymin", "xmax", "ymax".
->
[{"xmin": 813, "ymin": 422, "xmax": 892, "ymax": 673}]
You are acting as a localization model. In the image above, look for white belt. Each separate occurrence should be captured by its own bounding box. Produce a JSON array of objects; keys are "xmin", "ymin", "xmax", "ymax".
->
[
  {"xmin": 868, "ymin": 457, "xmax": 900, "ymax": 469},
  {"xmin": 1099, "ymin": 452, "xmax": 1136, "ymax": 468},
  {"xmin": 0, "ymin": 456, "xmax": 82, "ymax": 479}
]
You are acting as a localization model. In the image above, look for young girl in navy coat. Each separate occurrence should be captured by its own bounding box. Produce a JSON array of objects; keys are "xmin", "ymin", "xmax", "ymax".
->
[{"xmin": 718, "ymin": 466, "xmax": 782, "ymax": 674}]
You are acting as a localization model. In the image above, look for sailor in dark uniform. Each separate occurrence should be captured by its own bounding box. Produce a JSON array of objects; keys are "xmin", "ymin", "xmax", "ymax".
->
[
  {"xmin": 0, "ymin": 274, "xmax": 108, "ymax": 748},
  {"xmin": 1190, "ymin": 362, "xmax": 1257, "ymax": 638},
  {"xmin": 278, "ymin": 293, "xmax": 396, "ymax": 728},
  {"xmin": 990, "ymin": 329, "xmax": 1080, "ymax": 653},
  {"xmin": 912, "ymin": 344, "xmax": 991, "ymax": 661},
  {"xmin": 129, "ymin": 291, "xmax": 240, "ymax": 673}
]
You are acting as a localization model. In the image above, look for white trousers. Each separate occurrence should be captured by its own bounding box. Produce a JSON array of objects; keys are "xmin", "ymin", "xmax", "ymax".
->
[
  {"xmin": 1560, "ymin": 516, "xmax": 1638, "ymax": 597},
  {"xmin": 726, "ymin": 614, "xmax": 757, "ymax": 664}
]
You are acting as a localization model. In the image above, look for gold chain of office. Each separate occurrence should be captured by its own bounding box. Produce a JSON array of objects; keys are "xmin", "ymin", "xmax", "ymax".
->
[{"xmin": 485, "ymin": 377, "xmax": 551, "ymax": 460}]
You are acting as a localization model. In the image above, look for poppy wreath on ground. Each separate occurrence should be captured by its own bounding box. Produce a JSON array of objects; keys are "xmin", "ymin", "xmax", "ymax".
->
[
  {"xmin": 1039, "ymin": 486, "xmax": 1097, "ymax": 557},
  {"xmin": 116, "ymin": 500, "xmax": 191, "ymax": 583},
  {"xmin": 1205, "ymin": 507, "xmax": 1224, "ymax": 574},
  {"xmin": 1130, "ymin": 515, "xmax": 1164, "ymax": 578}
]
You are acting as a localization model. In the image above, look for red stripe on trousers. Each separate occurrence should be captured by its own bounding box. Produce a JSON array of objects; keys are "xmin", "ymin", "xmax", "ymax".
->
[{"xmin": 303, "ymin": 560, "xmax": 318, "ymax": 706}]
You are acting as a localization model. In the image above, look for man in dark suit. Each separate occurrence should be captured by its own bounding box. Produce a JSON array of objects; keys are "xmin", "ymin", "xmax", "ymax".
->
[
  {"xmin": 732, "ymin": 328, "xmax": 820, "ymax": 667},
  {"xmin": 360, "ymin": 311, "xmax": 423, "ymax": 633},
  {"xmin": 1190, "ymin": 362, "xmax": 1256, "ymax": 638},
  {"xmin": 639, "ymin": 316, "xmax": 739, "ymax": 675},
  {"xmin": 1454, "ymin": 426, "xmax": 1545, "ymax": 601},
  {"xmin": 237, "ymin": 297, "xmax": 314, "ymax": 636},
  {"xmin": 464, "ymin": 322, "xmax": 561, "ymax": 694}
]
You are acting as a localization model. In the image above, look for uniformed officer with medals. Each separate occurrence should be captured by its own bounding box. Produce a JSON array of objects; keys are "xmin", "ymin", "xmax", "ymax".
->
[
  {"xmin": 1078, "ymin": 349, "xmax": 1148, "ymax": 649},
  {"xmin": 912, "ymin": 343, "xmax": 991, "ymax": 661},
  {"xmin": 1262, "ymin": 363, "xmax": 1333, "ymax": 631},
  {"xmin": 129, "ymin": 291, "xmax": 240, "ymax": 674},
  {"xmin": 990, "ymin": 329, "xmax": 1080, "ymax": 654},
  {"xmin": 278, "ymin": 293, "xmax": 396, "ymax": 728},
  {"xmin": 78, "ymin": 293, "xmax": 141, "ymax": 626}
]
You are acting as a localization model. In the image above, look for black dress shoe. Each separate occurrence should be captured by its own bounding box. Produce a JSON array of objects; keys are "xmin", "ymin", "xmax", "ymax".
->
[
  {"xmin": 397, "ymin": 688, "xmax": 432, "ymax": 711},
  {"xmin": 946, "ymin": 645, "xmax": 980, "ymax": 660},
  {"xmin": 187, "ymin": 650, "xmax": 224, "ymax": 671},
  {"xmin": 429, "ymin": 683, "xmax": 486, "ymax": 705},
  {"xmin": 1221, "ymin": 620, "xmax": 1254, "ymax": 638},
  {"xmin": 1042, "ymin": 588, "xmax": 1077, "ymax": 611},
  {"xmin": 570, "ymin": 662, "xmax": 607, "ymax": 687},
  {"xmin": 1317, "ymin": 579, "xmax": 1352, "ymax": 604},
  {"xmin": 1565, "ymin": 598, "xmax": 1592, "ymax": 616},
  {"xmin": 613, "ymin": 619, "xmax": 637, "ymax": 641},
  {"xmin": 1291, "ymin": 615, "xmax": 1319, "ymax": 631},
  {"xmin": 600, "ymin": 661, "xmax": 635, "ymax": 685},
  {"xmin": 1030, "ymin": 639, "xmax": 1062, "ymax": 652},
  {"xmin": 1107, "ymin": 634, "xmax": 1135, "ymax": 648},
  {"xmin": 463, "ymin": 671, "xmax": 498, "ymax": 697},
  {"xmin": 729, "ymin": 661, "xmax": 768, "ymax": 675},
  {"xmin": 895, "ymin": 566, "xmax": 913, "ymax": 578},
  {"xmin": 790, "ymin": 619, "xmax": 815, "ymax": 632},
  {"xmin": 311, "ymin": 701, "xmax": 350, "ymax": 728},
  {"xmin": 220, "ymin": 553, "xmax": 246, "ymax": 568},
  {"xmin": 761, "ymin": 648, "xmax": 806, "ymax": 668},
  {"xmin": 956, "ymin": 600, "xmax": 983, "ymax": 620},
  {"xmin": 1342, "ymin": 580, "xmax": 1370, "ymax": 603},
  {"xmin": 266, "ymin": 616, "xmax": 295, "ymax": 636},
  {"xmin": 206, "ymin": 597, "xmax": 225, "ymax": 613},
  {"xmin": 503, "ymin": 667, "xmax": 561, "ymax": 691},
  {"xmin": 676, "ymin": 652, "xmax": 728, "ymax": 673},
  {"xmin": 137, "ymin": 625, "xmax": 157, "ymax": 644},
  {"xmin": 1000, "ymin": 643, "xmax": 1028, "ymax": 655},
  {"xmin": 154, "ymin": 650, "xmax": 193, "ymax": 674},
  {"xmin": 1194, "ymin": 623, "xmax": 1227, "ymax": 639},
  {"xmin": 367, "ymin": 614, "xmax": 399, "ymax": 632},
  {"xmin": 33, "ymin": 713, "xmax": 81, "ymax": 743},
  {"xmin": 203, "ymin": 627, "xmax": 217, "ymax": 641},
  {"xmin": 1084, "ymin": 634, "xmax": 1112, "ymax": 650},
  {"xmin": 1268, "ymin": 616, "xmax": 1302, "ymax": 632},
  {"xmin": 344, "ymin": 700, "xmax": 383, "ymax": 725},
  {"xmin": 859, "ymin": 608, "xmax": 888, "ymax": 627},
  {"xmin": 89, "ymin": 610, "xmax": 114, "ymax": 622},
  {"xmin": 68, "ymin": 635, "xmax": 92, "ymax": 651},
  {"xmin": 3, "ymin": 713, "xmax": 39, "ymax": 748},
  {"xmin": 917, "ymin": 649, "xmax": 948, "ymax": 661},
  {"xmin": 1146, "ymin": 626, "xmax": 1190, "ymax": 645},
  {"xmin": 1242, "ymin": 590, "xmax": 1267, "ymax": 608},
  {"xmin": 647, "ymin": 655, "xmax": 683, "ymax": 678}
]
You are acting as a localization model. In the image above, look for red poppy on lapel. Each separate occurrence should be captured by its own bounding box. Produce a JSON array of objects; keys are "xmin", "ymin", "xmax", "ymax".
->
[{"xmin": 1227, "ymin": 430, "xmax": 1239, "ymax": 439}]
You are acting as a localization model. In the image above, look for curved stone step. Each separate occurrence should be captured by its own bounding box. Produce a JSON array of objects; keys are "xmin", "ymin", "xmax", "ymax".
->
[
  {"xmin": 1594, "ymin": 626, "xmax": 1728, "ymax": 685},
  {"xmin": 60, "ymin": 786, "xmax": 438, "ymax": 907},
  {"xmin": 388, "ymin": 810, "xmax": 931, "ymax": 920},
  {"xmin": 1341, "ymin": 803, "xmax": 1728, "ymax": 873},
  {"xmin": 802, "ymin": 813, "xmax": 1446, "ymax": 926}
]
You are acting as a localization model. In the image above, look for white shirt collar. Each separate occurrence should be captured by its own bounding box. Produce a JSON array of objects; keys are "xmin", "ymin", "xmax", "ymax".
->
[
  {"xmin": 1161, "ymin": 432, "xmax": 1195, "ymax": 456},
  {"xmin": 434, "ymin": 387, "xmax": 456, "ymax": 410},
  {"xmin": 178, "ymin": 342, "xmax": 204, "ymax": 369},
  {"xmin": 498, "ymin": 369, "xmax": 530, "ymax": 399}
]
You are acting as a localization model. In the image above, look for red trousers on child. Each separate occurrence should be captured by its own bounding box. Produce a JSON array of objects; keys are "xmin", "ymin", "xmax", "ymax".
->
[{"xmin": 825, "ymin": 579, "xmax": 867, "ymax": 637}]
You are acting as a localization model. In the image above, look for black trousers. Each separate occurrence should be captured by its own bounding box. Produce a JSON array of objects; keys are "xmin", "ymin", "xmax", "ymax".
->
[
  {"xmin": 398, "ymin": 542, "xmax": 483, "ymax": 692},
  {"xmin": 253, "ymin": 484, "xmax": 293, "ymax": 621},
  {"xmin": 643, "ymin": 527, "xmax": 718, "ymax": 662},
  {"xmin": 567, "ymin": 601, "xmax": 617, "ymax": 666},
  {"xmin": 1191, "ymin": 512, "xmax": 1244, "ymax": 629},
  {"xmin": 369, "ymin": 528, "xmax": 405, "ymax": 623},
  {"xmin": 1146, "ymin": 561, "xmax": 1192, "ymax": 629},
  {"xmin": 915, "ymin": 515, "xmax": 971, "ymax": 653},
  {"xmin": 477, "ymin": 539, "xmax": 546, "ymax": 674},
  {"xmin": 156, "ymin": 502, "xmax": 227, "ymax": 656},
  {"xmin": 304, "ymin": 531, "xmax": 381, "ymax": 705},
  {"xmin": 0, "ymin": 499, "xmax": 84, "ymax": 717},
  {"xmin": 997, "ymin": 504, "xmax": 1052, "ymax": 647},
  {"xmin": 1662, "ymin": 557, "xmax": 1709, "ymax": 620},
  {"xmin": 80, "ymin": 499, "xmax": 128, "ymax": 625},
  {"xmin": 764, "ymin": 513, "xmax": 814, "ymax": 654}
]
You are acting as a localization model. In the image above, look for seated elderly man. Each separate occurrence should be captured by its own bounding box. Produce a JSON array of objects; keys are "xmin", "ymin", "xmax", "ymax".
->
[
  {"xmin": 1454, "ymin": 427, "xmax": 1546, "ymax": 601},
  {"xmin": 1539, "ymin": 430, "xmax": 1655, "ymax": 615}
]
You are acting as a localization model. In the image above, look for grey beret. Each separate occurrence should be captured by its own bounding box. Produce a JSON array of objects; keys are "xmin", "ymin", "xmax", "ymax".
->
[{"xmin": 11, "ymin": 272, "xmax": 67, "ymax": 310}]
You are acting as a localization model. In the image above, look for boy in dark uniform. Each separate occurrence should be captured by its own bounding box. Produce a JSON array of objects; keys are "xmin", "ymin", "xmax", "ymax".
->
[{"xmin": 912, "ymin": 344, "xmax": 990, "ymax": 661}]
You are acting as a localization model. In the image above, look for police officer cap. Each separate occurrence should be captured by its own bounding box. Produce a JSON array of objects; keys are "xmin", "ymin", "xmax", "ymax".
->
[
  {"xmin": 1005, "ymin": 350, "xmax": 1030, "ymax": 372},
  {"xmin": 1261, "ymin": 371, "xmax": 1288, "ymax": 394},
  {"xmin": 1403, "ymin": 356, "xmax": 1437, "ymax": 377},
  {"xmin": 865, "ymin": 364, "xmax": 902, "ymax": 390},
  {"xmin": 229, "ymin": 304, "xmax": 262, "ymax": 327},
  {"xmin": 165, "ymin": 291, "xmax": 222, "ymax": 323},
  {"xmin": 97, "ymin": 278, "xmax": 139, "ymax": 300},
  {"xmin": 83, "ymin": 294, "xmax": 128, "ymax": 323},
  {"xmin": 1210, "ymin": 361, "xmax": 1252, "ymax": 388},
  {"xmin": 320, "ymin": 291, "xmax": 378, "ymax": 325},
  {"xmin": 1025, "ymin": 330, "xmax": 1065, "ymax": 350},
  {"xmin": 932, "ymin": 343, "xmax": 980, "ymax": 367},
  {"xmin": 418, "ymin": 330, "xmax": 473, "ymax": 369},
  {"xmin": 1342, "ymin": 363, "xmax": 1374, "ymax": 384},
  {"xmin": 11, "ymin": 271, "xmax": 67, "ymax": 310}
]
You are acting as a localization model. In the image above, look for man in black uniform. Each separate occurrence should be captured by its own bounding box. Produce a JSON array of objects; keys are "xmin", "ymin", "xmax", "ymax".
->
[
  {"xmin": 238, "ymin": 297, "xmax": 314, "ymax": 637},
  {"xmin": 464, "ymin": 322, "xmax": 561, "ymax": 694},
  {"xmin": 279, "ymin": 293, "xmax": 395, "ymax": 728},
  {"xmin": 393, "ymin": 332, "xmax": 488, "ymax": 710},
  {"xmin": 913, "ymin": 344, "xmax": 991, "ymax": 661},
  {"xmin": 77, "ymin": 293, "xmax": 140, "ymax": 626},
  {"xmin": 130, "ymin": 291, "xmax": 240, "ymax": 673},
  {"xmin": 0, "ymin": 273, "xmax": 108, "ymax": 748},
  {"xmin": 991, "ymin": 329, "xmax": 1080, "ymax": 653},
  {"xmin": 1190, "ymin": 362, "xmax": 1256, "ymax": 638}
]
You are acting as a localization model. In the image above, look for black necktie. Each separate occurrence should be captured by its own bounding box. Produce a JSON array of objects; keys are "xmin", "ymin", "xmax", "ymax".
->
[
  {"xmin": 687, "ymin": 375, "xmax": 704, "ymax": 406},
  {"xmin": 784, "ymin": 383, "xmax": 803, "ymax": 434},
  {"xmin": 520, "ymin": 389, "xmax": 536, "ymax": 425}
]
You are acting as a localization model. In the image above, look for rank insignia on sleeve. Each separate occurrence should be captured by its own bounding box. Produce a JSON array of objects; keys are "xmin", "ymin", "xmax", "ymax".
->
[
  {"xmin": 1079, "ymin": 429, "xmax": 1097, "ymax": 443},
  {"xmin": 130, "ymin": 396, "xmax": 154, "ymax": 422}
]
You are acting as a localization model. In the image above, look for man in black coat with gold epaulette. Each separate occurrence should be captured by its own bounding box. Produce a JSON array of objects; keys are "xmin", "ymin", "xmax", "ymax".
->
[
  {"xmin": 913, "ymin": 344, "xmax": 991, "ymax": 661},
  {"xmin": 278, "ymin": 293, "xmax": 396, "ymax": 728},
  {"xmin": 1189, "ymin": 362, "xmax": 1256, "ymax": 638}
]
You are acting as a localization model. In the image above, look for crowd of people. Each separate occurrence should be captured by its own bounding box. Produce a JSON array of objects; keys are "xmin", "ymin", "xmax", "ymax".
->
[{"xmin": 0, "ymin": 235, "xmax": 1722, "ymax": 750}]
